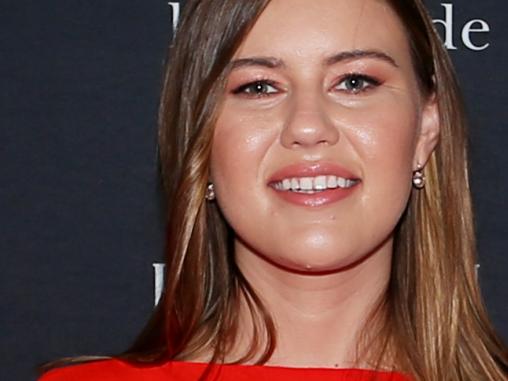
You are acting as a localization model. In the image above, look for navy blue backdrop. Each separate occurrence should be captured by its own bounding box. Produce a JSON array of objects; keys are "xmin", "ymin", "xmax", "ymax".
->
[{"xmin": 1, "ymin": 1, "xmax": 506, "ymax": 380}]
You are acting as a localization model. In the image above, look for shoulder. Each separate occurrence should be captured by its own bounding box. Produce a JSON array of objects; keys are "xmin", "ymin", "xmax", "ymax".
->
[{"xmin": 38, "ymin": 358, "xmax": 173, "ymax": 381}]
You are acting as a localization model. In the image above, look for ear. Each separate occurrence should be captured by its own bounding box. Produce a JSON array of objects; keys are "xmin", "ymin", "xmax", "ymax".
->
[{"xmin": 413, "ymin": 93, "xmax": 440, "ymax": 169}]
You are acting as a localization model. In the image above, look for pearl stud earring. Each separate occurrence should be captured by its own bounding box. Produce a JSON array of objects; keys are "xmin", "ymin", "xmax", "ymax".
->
[
  {"xmin": 205, "ymin": 183, "xmax": 216, "ymax": 201},
  {"xmin": 412, "ymin": 163, "xmax": 426, "ymax": 189}
]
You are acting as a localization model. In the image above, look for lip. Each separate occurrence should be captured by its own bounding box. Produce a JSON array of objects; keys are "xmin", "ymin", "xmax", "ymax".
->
[
  {"xmin": 267, "ymin": 162, "xmax": 361, "ymax": 208},
  {"xmin": 267, "ymin": 162, "xmax": 360, "ymax": 184}
]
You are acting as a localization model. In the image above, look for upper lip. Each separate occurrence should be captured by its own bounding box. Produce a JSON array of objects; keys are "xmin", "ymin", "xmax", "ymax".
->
[{"xmin": 267, "ymin": 162, "xmax": 361, "ymax": 184}]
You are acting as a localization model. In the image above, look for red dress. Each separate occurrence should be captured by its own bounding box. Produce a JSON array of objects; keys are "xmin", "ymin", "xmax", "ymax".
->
[{"xmin": 39, "ymin": 358, "xmax": 411, "ymax": 380}]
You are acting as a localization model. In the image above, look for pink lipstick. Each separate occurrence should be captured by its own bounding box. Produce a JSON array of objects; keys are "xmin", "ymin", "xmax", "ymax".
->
[{"xmin": 267, "ymin": 162, "xmax": 361, "ymax": 207}]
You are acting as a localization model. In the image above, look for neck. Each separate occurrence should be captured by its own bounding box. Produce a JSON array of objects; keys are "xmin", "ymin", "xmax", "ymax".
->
[{"xmin": 234, "ymin": 240, "xmax": 393, "ymax": 368}]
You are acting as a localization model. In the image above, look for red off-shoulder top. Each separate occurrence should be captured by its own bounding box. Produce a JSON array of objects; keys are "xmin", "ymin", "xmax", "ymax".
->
[{"xmin": 39, "ymin": 358, "xmax": 411, "ymax": 380}]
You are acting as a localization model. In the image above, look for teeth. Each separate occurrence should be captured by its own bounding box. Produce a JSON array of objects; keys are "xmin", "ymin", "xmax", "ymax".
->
[
  {"xmin": 273, "ymin": 175, "xmax": 358, "ymax": 192},
  {"xmin": 291, "ymin": 178, "xmax": 299, "ymax": 190},
  {"xmin": 326, "ymin": 175, "xmax": 338, "ymax": 189},
  {"xmin": 300, "ymin": 177, "xmax": 313, "ymax": 190},
  {"xmin": 314, "ymin": 176, "xmax": 327, "ymax": 190}
]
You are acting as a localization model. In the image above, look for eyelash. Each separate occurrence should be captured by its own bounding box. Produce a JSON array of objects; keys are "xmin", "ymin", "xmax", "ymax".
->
[
  {"xmin": 232, "ymin": 79, "xmax": 279, "ymax": 98},
  {"xmin": 334, "ymin": 73, "xmax": 382, "ymax": 94},
  {"xmin": 231, "ymin": 73, "xmax": 382, "ymax": 98}
]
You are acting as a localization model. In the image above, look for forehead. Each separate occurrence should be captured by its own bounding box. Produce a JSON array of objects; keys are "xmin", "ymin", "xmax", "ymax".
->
[{"xmin": 234, "ymin": 0, "xmax": 411, "ymax": 68}]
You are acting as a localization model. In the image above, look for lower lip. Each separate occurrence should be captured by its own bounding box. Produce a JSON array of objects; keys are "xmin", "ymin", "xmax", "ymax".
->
[{"xmin": 269, "ymin": 184, "xmax": 360, "ymax": 207}]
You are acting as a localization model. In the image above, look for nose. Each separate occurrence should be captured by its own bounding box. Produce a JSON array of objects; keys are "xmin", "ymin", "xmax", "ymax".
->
[{"xmin": 280, "ymin": 92, "xmax": 339, "ymax": 149}]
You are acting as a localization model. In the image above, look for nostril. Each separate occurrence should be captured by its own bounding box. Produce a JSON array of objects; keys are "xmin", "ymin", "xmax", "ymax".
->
[
  {"xmin": 280, "ymin": 110, "xmax": 339, "ymax": 149},
  {"xmin": 282, "ymin": 127, "xmax": 339, "ymax": 149}
]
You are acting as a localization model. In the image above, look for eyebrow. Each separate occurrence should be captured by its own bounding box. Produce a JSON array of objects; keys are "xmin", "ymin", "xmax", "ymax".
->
[
  {"xmin": 229, "ymin": 49, "xmax": 399, "ymax": 70},
  {"xmin": 325, "ymin": 49, "xmax": 399, "ymax": 68},
  {"xmin": 230, "ymin": 56, "xmax": 285, "ymax": 70}
]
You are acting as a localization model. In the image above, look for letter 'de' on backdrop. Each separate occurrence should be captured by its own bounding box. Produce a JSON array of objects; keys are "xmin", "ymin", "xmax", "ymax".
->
[{"xmin": 1, "ymin": 1, "xmax": 506, "ymax": 380}]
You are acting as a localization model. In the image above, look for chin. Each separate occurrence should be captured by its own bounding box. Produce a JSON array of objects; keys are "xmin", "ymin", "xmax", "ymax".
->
[{"xmin": 272, "ymin": 246, "xmax": 368, "ymax": 275}]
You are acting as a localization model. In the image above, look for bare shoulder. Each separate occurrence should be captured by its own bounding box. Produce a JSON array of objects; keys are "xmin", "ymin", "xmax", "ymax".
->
[{"xmin": 38, "ymin": 358, "xmax": 170, "ymax": 381}]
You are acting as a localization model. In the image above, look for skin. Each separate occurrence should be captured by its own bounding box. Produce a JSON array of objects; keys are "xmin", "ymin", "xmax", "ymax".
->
[{"xmin": 210, "ymin": 0, "xmax": 440, "ymax": 368}]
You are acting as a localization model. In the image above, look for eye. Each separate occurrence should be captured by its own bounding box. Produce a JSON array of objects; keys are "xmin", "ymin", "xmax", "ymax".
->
[
  {"xmin": 334, "ymin": 74, "xmax": 381, "ymax": 94},
  {"xmin": 232, "ymin": 80, "xmax": 279, "ymax": 97}
]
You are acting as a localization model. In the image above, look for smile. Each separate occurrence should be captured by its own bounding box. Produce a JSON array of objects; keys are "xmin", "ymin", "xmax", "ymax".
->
[
  {"xmin": 271, "ymin": 175, "xmax": 360, "ymax": 193},
  {"xmin": 266, "ymin": 162, "xmax": 361, "ymax": 207}
]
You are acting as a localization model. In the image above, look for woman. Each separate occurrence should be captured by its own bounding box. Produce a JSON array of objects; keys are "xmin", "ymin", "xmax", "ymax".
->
[{"xmin": 39, "ymin": 0, "xmax": 508, "ymax": 380}]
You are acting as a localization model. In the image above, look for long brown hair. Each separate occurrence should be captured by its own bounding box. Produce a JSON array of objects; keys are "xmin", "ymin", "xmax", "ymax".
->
[{"xmin": 40, "ymin": 0, "xmax": 508, "ymax": 379}]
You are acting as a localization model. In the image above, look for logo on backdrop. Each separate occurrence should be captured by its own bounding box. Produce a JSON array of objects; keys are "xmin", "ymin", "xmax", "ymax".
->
[
  {"xmin": 434, "ymin": 3, "xmax": 490, "ymax": 51},
  {"xmin": 153, "ymin": 263, "xmax": 165, "ymax": 305},
  {"xmin": 168, "ymin": 2, "xmax": 491, "ymax": 51}
]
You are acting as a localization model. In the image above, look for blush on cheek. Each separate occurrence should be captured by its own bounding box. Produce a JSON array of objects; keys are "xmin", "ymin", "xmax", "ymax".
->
[
  {"xmin": 211, "ymin": 108, "xmax": 278, "ymax": 191},
  {"xmin": 357, "ymin": 107, "xmax": 419, "ymax": 164},
  {"xmin": 210, "ymin": 133, "xmax": 266, "ymax": 217}
]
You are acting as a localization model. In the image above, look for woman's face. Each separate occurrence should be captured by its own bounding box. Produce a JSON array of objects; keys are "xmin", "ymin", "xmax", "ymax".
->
[{"xmin": 210, "ymin": 0, "xmax": 439, "ymax": 273}]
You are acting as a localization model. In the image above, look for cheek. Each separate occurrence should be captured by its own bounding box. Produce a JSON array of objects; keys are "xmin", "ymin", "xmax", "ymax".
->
[
  {"xmin": 344, "ymin": 98, "xmax": 419, "ymax": 220},
  {"xmin": 343, "ymin": 95, "xmax": 419, "ymax": 162},
  {"xmin": 210, "ymin": 109, "xmax": 276, "ymax": 229}
]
